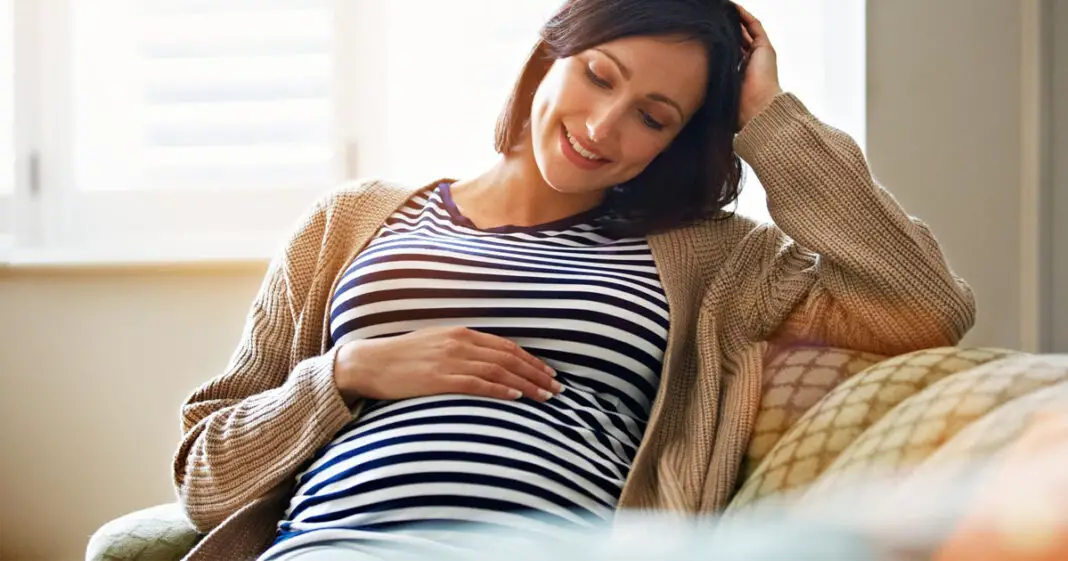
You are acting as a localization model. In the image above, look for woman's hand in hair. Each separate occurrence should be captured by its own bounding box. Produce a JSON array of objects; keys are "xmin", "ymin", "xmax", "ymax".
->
[
  {"xmin": 333, "ymin": 326, "xmax": 563, "ymax": 405},
  {"xmin": 734, "ymin": 2, "xmax": 783, "ymax": 131}
]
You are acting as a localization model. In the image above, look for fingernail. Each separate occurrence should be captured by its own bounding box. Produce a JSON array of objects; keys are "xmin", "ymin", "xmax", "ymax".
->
[
  {"xmin": 509, "ymin": 389, "xmax": 523, "ymax": 400},
  {"xmin": 545, "ymin": 366, "xmax": 556, "ymax": 377},
  {"xmin": 539, "ymin": 390, "xmax": 553, "ymax": 401},
  {"xmin": 551, "ymin": 381, "xmax": 563, "ymax": 394}
]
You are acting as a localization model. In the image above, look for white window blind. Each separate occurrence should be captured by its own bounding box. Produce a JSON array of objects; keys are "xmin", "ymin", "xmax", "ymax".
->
[
  {"xmin": 0, "ymin": 0, "xmax": 12, "ymax": 246},
  {"xmin": 72, "ymin": 0, "xmax": 336, "ymax": 193},
  {"xmin": 23, "ymin": 0, "xmax": 342, "ymax": 262}
]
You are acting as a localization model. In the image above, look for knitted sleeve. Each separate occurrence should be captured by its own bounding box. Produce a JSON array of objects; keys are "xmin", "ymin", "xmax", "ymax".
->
[
  {"xmin": 172, "ymin": 195, "xmax": 354, "ymax": 533},
  {"xmin": 728, "ymin": 93, "xmax": 976, "ymax": 355}
]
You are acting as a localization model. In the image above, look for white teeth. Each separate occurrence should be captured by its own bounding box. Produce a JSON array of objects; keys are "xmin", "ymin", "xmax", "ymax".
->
[{"xmin": 565, "ymin": 130, "xmax": 603, "ymax": 161}]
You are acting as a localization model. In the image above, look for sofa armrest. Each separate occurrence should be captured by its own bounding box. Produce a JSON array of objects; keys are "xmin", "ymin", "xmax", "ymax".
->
[{"xmin": 86, "ymin": 503, "xmax": 200, "ymax": 561}]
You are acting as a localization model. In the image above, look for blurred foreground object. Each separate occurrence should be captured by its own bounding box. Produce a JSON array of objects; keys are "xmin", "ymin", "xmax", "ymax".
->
[{"xmin": 935, "ymin": 410, "xmax": 1068, "ymax": 561}]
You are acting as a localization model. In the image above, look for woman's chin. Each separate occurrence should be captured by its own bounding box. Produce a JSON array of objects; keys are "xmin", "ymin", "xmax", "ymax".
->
[{"xmin": 540, "ymin": 170, "xmax": 611, "ymax": 196}]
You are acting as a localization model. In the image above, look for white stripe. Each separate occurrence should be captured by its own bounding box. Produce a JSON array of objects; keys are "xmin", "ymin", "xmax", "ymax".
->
[
  {"xmin": 291, "ymin": 482, "xmax": 601, "ymax": 526},
  {"xmin": 351, "ymin": 401, "xmax": 630, "ymax": 468},
  {"xmin": 334, "ymin": 298, "xmax": 667, "ymax": 341},
  {"xmin": 297, "ymin": 439, "xmax": 618, "ymax": 508},
  {"xmin": 381, "ymin": 209, "xmax": 645, "ymax": 250},
  {"xmin": 298, "ymin": 423, "xmax": 624, "ymax": 492},
  {"xmin": 401, "ymin": 217, "xmax": 639, "ymax": 247},
  {"xmin": 355, "ymin": 241, "xmax": 657, "ymax": 277},
  {"xmin": 289, "ymin": 462, "xmax": 614, "ymax": 521},
  {"xmin": 547, "ymin": 393, "xmax": 643, "ymax": 440},
  {"xmin": 342, "ymin": 316, "xmax": 663, "ymax": 359},
  {"xmin": 377, "ymin": 217, "xmax": 653, "ymax": 255},
  {"xmin": 331, "ymin": 275, "xmax": 668, "ymax": 320},
  {"xmin": 346, "ymin": 405, "xmax": 626, "ymax": 476},
  {"xmin": 358, "ymin": 241, "xmax": 660, "ymax": 278},
  {"xmin": 333, "ymin": 262, "xmax": 666, "ymax": 318},
  {"xmin": 291, "ymin": 459, "xmax": 617, "ymax": 514},
  {"xmin": 287, "ymin": 505, "xmax": 593, "ymax": 536}
]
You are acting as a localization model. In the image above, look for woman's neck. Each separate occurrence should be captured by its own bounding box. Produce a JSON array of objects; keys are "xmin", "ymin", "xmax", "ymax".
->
[{"xmin": 449, "ymin": 146, "xmax": 606, "ymax": 230}]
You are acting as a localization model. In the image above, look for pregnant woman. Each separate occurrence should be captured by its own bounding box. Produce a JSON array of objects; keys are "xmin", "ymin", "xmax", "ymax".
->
[{"xmin": 172, "ymin": 1, "xmax": 976, "ymax": 559}]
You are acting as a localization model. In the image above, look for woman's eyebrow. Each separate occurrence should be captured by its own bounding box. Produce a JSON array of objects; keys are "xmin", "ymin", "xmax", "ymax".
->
[{"xmin": 592, "ymin": 47, "xmax": 686, "ymax": 121}]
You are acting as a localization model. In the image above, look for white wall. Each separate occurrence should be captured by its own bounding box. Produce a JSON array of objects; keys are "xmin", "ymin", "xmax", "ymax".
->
[
  {"xmin": 0, "ymin": 1, "xmax": 1052, "ymax": 559},
  {"xmin": 1052, "ymin": 0, "xmax": 1068, "ymax": 351},
  {"xmin": 866, "ymin": 0, "xmax": 1027, "ymax": 351},
  {"xmin": 0, "ymin": 267, "xmax": 264, "ymax": 560}
]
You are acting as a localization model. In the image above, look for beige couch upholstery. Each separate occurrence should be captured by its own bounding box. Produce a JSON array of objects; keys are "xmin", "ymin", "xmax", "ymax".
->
[{"xmin": 86, "ymin": 346, "xmax": 1068, "ymax": 561}]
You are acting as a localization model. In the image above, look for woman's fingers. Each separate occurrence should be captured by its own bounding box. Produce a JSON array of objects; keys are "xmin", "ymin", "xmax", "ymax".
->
[
  {"xmin": 464, "ymin": 329, "xmax": 556, "ymax": 377},
  {"xmin": 441, "ymin": 375, "xmax": 524, "ymax": 401},
  {"xmin": 734, "ymin": 2, "xmax": 771, "ymax": 48},
  {"xmin": 471, "ymin": 346, "xmax": 561, "ymax": 395},
  {"xmin": 464, "ymin": 360, "xmax": 556, "ymax": 402},
  {"xmin": 739, "ymin": 17, "xmax": 754, "ymax": 48}
]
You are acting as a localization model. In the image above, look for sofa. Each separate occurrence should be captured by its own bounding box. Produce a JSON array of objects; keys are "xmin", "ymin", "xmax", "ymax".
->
[{"xmin": 85, "ymin": 345, "xmax": 1068, "ymax": 561}]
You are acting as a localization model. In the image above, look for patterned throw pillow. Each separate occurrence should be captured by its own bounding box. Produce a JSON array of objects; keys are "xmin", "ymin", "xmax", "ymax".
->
[
  {"xmin": 921, "ymin": 377, "xmax": 1068, "ymax": 471},
  {"xmin": 86, "ymin": 503, "xmax": 200, "ymax": 561},
  {"xmin": 729, "ymin": 347, "xmax": 1019, "ymax": 512},
  {"xmin": 809, "ymin": 353, "xmax": 1068, "ymax": 496},
  {"xmin": 743, "ymin": 346, "xmax": 886, "ymax": 480}
]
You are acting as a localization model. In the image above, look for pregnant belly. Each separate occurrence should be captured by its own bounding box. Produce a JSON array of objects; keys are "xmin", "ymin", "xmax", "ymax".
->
[{"xmin": 279, "ymin": 394, "xmax": 635, "ymax": 538}]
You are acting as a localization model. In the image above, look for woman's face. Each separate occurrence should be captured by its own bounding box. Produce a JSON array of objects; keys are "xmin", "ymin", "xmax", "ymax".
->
[{"xmin": 530, "ymin": 35, "xmax": 709, "ymax": 195}]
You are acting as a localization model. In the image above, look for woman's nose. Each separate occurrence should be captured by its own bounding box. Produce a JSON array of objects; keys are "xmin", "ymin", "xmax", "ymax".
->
[{"xmin": 585, "ymin": 102, "xmax": 624, "ymax": 144}]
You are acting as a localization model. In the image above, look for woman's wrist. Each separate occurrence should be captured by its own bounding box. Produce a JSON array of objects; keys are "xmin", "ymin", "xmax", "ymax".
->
[
  {"xmin": 738, "ymin": 87, "xmax": 784, "ymax": 132},
  {"xmin": 333, "ymin": 341, "xmax": 370, "ymax": 406}
]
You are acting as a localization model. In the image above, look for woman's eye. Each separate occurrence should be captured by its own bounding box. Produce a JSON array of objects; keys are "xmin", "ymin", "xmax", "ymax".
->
[
  {"xmin": 641, "ymin": 111, "xmax": 665, "ymax": 131},
  {"xmin": 584, "ymin": 68, "xmax": 610, "ymax": 89}
]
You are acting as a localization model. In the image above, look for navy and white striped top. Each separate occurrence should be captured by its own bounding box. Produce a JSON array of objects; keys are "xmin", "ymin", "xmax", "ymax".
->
[{"xmin": 263, "ymin": 181, "xmax": 668, "ymax": 558}]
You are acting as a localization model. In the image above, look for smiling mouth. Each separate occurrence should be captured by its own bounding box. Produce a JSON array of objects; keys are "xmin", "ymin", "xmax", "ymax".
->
[{"xmin": 564, "ymin": 127, "xmax": 608, "ymax": 162}]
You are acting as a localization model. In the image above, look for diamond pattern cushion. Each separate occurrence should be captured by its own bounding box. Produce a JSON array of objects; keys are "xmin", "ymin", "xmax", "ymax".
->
[
  {"xmin": 921, "ymin": 379, "xmax": 1068, "ymax": 472},
  {"xmin": 85, "ymin": 503, "xmax": 200, "ymax": 561},
  {"xmin": 742, "ymin": 346, "xmax": 886, "ymax": 480},
  {"xmin": 729, "ymin": 347, "xmax": 1019, "ymax": 511},
  {"xmin": 807, "ymin": 353, "xmax": 1068, "ymax": 497}
]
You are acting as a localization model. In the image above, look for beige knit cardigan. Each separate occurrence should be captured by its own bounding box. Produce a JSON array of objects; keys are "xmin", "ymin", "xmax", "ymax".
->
[{"xmin": 173, "ymin": 93, "xmax": 976, "ymax": 560}]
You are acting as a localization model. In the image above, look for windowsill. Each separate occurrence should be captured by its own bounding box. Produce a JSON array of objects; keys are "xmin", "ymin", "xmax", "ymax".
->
[{"xmin": 0, "ymin": 237, "xmax": 275, "ymax": 273}]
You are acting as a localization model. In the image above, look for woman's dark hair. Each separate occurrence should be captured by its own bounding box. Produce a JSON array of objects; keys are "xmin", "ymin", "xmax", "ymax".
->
[{"xmin": 495, "ymin": 0, "xmax": 747, "ymax": 237}]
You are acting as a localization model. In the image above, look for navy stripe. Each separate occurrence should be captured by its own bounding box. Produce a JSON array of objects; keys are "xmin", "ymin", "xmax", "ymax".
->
[
  {"xmin": 346, "ymin": 247, "xmax": 662, "ymax": 288},
  {"xmin": 335, "ymin": 307, "xmax": 666, "ymax": 352},
  {"xmin": 289, "ymin": 458, "xmax": 614, "ymax": 520},
  {"xmin": 331, "ymin": 287, "xmax": 669, "ymax": 329},
  {"xmin": 350, "ymin": 397, "xmax": 634, "ymax": 461},
  {"xmin": 303, "ymin": 495, "xmax": 590, "ymax": 527}
]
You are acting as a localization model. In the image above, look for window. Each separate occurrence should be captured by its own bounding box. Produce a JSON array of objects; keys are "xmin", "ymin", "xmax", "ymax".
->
[
  {"xmin": 0, "ymin": 0, "xmax": 12, "ymax": 248},
  {"xmin": 10, "ymin": 0, "xmax": 339, "ymax": 263},
  {"xmin": 3, "ymin": 0, "xmax": 865, "ymax": 265}
]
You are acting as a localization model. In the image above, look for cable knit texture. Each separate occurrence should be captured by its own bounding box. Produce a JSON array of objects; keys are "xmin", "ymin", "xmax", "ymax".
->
[{"xmin": 172, "ymin": 93, "xmax": 976, "ymax": 560}]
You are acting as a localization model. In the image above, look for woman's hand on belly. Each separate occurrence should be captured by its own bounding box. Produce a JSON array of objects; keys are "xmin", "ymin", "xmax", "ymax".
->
[{"xmin": 334, "ymin": 326, "xmax": 564, "ymax": 404}]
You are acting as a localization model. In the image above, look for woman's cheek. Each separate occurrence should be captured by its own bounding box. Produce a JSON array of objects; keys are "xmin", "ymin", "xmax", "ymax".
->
[{"xmin": 627, "ymin": 137, "xmax": 667, "ymax": 169}]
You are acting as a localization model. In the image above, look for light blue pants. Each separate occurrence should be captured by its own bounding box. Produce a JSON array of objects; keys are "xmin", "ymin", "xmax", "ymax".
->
[{"xmin": 262, "ymin": 518, "xmax": 887, "ymax": 561}]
